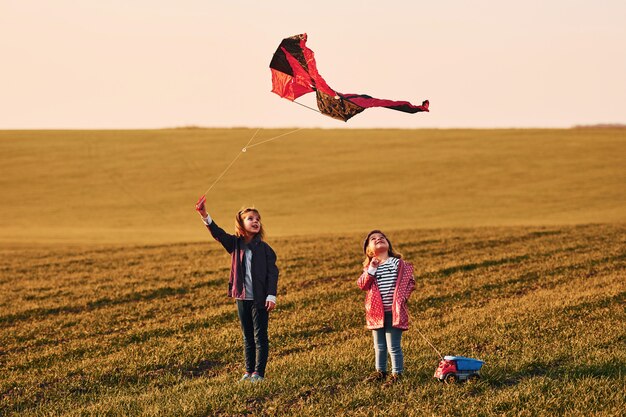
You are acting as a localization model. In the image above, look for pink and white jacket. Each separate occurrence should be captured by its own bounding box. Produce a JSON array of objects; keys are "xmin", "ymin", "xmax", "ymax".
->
[{"xmin": 357, "ymin": 259, "xmax": 415, "ymax": 330}]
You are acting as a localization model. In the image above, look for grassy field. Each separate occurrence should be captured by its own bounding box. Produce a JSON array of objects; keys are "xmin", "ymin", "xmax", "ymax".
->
[
  {"xmin": 0, "ymin": 128, "xmax": 624, "ymax": 244},
  {"xmin": 1, "ymin": 128, "xmax": 625, "ymax": 415},
  {"xmin": 1, "ymin": 224, "xmax": 624, "ymax": 416}
]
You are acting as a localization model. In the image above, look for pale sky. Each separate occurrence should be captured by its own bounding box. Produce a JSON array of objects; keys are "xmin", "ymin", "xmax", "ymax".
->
[{"xmin": 1, "ymin": 0, "xmax": 625, "ymax": 129}]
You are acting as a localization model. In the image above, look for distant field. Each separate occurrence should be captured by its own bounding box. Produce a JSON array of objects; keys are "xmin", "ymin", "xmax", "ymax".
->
[
  {"xmin": 1, "ymin": 224, "xmax": 624, "ymax": 416},
  {"xmin": 0, "ymin": 128, "xmax": 624, "ymax": 244}
]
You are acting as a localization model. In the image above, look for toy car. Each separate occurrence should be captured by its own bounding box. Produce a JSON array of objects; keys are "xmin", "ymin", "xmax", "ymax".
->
[{"xmin": 434, "ymin": 355, "xmax": 484, "ymax": 384}]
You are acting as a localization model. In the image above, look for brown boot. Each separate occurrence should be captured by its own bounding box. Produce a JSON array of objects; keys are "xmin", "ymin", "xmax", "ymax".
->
[
  {"xmin": 364, "ymin": 370, "xmax": 387, "ymax": 383},
  {"xmin": 382, "ymin": 373, "xmax": 402, "ymax": 387}
]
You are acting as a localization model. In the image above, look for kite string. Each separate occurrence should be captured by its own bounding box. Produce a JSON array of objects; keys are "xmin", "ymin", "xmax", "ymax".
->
[
  {"xmin": 416, "ymin": 328, "xmax": 444, "ymax": 360},
  {"xmin": 203, "ymin": 128, "xmax": 260, "ymax": 195},
  {"xmin": 292, "ymin": 100, "xmax": 321, "ymax": 115},
  {"xmin": 202, "ymin": 127, "xmax": 303, "ymax": 195},
  {"xmin": 245, "ymin": 128, "xmax": 303, "ymax": 150},
  {"xmin": 202, "ymin": 150, "xmax": 242, "ymax": 196}
]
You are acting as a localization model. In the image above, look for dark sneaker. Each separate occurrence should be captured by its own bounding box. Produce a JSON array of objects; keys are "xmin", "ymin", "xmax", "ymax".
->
[
  {"xmin": 383, "ymin": 373, "xmax": 402, "ymax": 387},
  {"xmin": 364, "ymin": 370, "xmax": 387, "ymax": 382}
]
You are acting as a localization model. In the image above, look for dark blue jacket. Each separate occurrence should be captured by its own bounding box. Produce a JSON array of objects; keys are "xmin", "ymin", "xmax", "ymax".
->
[{"xmin": 207, "ymin": 220, "xmax": 278, "ymax": 308}]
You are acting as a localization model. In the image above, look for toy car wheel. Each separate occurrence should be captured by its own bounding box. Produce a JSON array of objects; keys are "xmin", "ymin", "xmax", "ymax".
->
[
  {"xmin": 443, "ymin": 373, "xmax": 458, "ymax": 384},
  {"xmin": 467, "ymin": 374, "xmax": 481, "ymax": 383}
]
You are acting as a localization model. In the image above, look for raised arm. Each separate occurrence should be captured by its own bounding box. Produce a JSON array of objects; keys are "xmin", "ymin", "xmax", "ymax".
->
[
  {"xmin": 357, "ymin": 257, "xmax": 379, "ymax": 290},
  {"xmin": 195, "ymin": 195, "xmax": 237, "ymax": 253},
  {"xmin": 207, "ymin": 221, "xmax": 237, "ymax": 253}
]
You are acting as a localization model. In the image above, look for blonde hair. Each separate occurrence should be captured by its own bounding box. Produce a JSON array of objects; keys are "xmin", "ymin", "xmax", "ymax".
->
[
  {"xmin": 362, "ymin": 230, "xmax": 402, "ymax": 267},
  {"xmin": 235, "ymin": 207, "xmax": 265, "ymax": 240}
]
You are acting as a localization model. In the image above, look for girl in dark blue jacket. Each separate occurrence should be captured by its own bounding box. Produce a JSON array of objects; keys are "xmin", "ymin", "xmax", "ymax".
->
[{"xmin": 196, "ymin": 196, "xmax": 279, "ymax": 382}]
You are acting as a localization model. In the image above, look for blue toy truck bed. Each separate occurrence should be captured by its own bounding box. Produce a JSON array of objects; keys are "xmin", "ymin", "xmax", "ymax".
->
[{"xmin": 444, "ymin": 356, "xmax": 485, "ymax": 371}]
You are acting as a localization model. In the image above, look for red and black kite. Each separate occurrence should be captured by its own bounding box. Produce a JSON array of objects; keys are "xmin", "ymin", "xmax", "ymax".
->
[{"xmin": 269, "ymin": 33, "xmax": 429, "ymax": 122}]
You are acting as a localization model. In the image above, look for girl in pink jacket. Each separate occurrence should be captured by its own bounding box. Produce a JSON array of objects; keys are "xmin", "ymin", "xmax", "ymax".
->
[{"xmin": 358, "ymin": 230, "xmax": 415, "ymax": 386}]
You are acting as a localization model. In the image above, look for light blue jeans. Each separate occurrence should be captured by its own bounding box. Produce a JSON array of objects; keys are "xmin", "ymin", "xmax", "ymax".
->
[{"xmin": 372, "ymin": 312, "xmax": 404, "ymax": 374}]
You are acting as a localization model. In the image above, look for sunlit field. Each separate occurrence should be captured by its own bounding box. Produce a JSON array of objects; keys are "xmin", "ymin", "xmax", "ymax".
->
[
  {"xmin": 1, "ymin": 128, "xmax": 625, "ymax": 416},
  {"xmin": 0, "ymin": 128, "xmax": 624, "ymax": 244},
  {"xmin": 2, "ymin": 225, "xmax": 624, "ymax": 416}
]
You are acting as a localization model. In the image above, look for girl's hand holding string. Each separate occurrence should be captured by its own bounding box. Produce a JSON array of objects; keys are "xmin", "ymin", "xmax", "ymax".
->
[
  {"xmin": 265, "ymin": 300, "xmax": 276, "ymax": 312},
  {"xmin": 195, "ymin": 195, "xmax": 208, "ymax": 218}
]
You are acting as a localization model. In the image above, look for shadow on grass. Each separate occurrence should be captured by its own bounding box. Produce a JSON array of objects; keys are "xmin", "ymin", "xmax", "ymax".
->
[
  {"xmin": 140, "ymin": 359, "xmax": 224, "ymax": 380},
  {"xmin": 415, "ymin": 249, "xmax": 624, "ymax": 312},
  {"xmin": 487, "ymin": 358, "xmax": 626, "ymax": 387},
  {"xmin": 3, "ymin": 358, "xmax": 230, "ymax": 415},
  {"xmin": 432, "ymin": 255, "xmax": 531, "ymax": 278},
  {"xmin": 0, "ymin": 279, "xmax": 223, "ymax": 327},
  {"xmin": 123, "ymin": 310, "xmax": 235, "ymax": 345}
]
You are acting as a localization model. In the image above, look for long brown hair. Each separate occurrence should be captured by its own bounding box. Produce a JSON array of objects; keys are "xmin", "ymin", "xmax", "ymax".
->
[
  {"xmin": 362, "ymin": 230, "xmax": 402, "ymax": 267},
  {"xmin": 235, "ymin": 207, "xmax": 265, "ymax": 240}
]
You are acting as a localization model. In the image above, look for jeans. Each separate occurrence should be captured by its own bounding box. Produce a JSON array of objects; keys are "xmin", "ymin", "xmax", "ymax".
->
[
  {"xmin": 372, "ymin": 311, "xmax": 404, "ymax": 374},
  {"xmin": 236, "ymin": 300, "xmax": 269, "ymax": 377}
]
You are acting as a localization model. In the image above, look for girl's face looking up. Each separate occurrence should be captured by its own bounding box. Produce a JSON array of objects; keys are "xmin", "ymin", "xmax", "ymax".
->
[
  {"xmin": 368, "ymin": 232, "xmax": 389, "ymax": 256},
  {"xmin": 242, "ymin": 212, "xmax": 261, "ymax": 236}
]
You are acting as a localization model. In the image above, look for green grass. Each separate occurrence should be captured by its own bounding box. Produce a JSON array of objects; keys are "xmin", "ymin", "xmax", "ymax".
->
[
  {"xmin": 0, "ymin": 128, "xmax": 624, "ymax": 415},
  {"xmin": 1, "ymin": 224, "xmax": 624, "ymax": 416}
]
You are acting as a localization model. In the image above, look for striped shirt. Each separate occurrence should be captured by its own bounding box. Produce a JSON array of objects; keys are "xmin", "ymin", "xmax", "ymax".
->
[{"xmin": 375, "ymin": 257, "xmax": 399, "ymax": 311}]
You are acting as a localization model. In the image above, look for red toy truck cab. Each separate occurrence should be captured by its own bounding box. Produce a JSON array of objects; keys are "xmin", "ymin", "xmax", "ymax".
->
[{"xmin": 434, "ymin": 355, "xmax": 484, "ymax": 384}]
